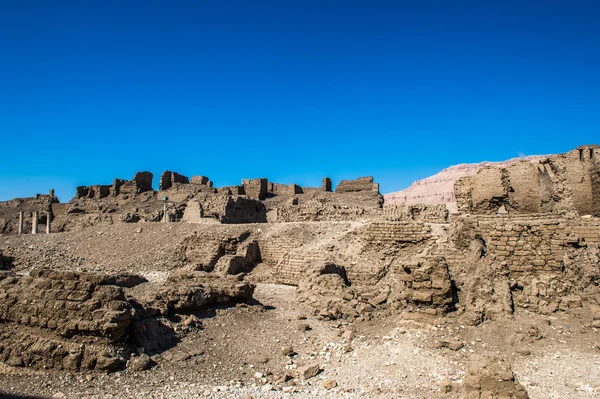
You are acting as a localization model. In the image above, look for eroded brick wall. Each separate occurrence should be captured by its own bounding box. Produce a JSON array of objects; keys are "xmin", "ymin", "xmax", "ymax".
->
[
  {"xmin": 460, "ymin": 214, "xmax": 600, "ymax": 313},
  {"xmin": 365, "ymin": 221, "xmax": 432, "ymax": 243}
]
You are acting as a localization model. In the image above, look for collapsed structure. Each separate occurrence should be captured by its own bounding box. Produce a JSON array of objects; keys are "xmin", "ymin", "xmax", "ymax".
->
[{"xmin": 0, "ymin": 145, "xmax": 598, "ymax": 383}]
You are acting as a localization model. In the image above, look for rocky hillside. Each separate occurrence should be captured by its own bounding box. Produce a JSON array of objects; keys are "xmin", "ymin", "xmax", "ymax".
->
[{"xmin": 384, "ymin": 155, "xmax": 547, "ymax": 213}]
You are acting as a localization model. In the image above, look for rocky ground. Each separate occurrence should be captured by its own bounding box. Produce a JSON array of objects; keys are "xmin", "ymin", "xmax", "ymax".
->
[{"xmin": 0, "ymin": 282, "xmax": 598, "ymax": 399}]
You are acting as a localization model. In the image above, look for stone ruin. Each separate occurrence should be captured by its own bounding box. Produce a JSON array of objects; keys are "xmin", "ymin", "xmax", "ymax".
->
[
  {"xmin": 455, "ymin": 144, "xmax": 600, "ymax": 216},
  {"xmin": 0, "ymin": 172, "xmax": 385, "ymax": 233},
  {"xmin": 0, "ymin": 145, "xmax": 599, "ymax": 379},
  {"xmin": 0, "ymin": 266, "xmax": 253, "ymax": 371},
  {"xmin": 335, "ymin": 176, "xmax": 379, "ymax": 193}
]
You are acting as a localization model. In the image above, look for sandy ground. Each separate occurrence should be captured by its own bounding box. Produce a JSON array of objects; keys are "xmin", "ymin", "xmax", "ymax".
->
[{"xmin": 0, "ymin": 283, "xmax": 598, "ymax": 399}]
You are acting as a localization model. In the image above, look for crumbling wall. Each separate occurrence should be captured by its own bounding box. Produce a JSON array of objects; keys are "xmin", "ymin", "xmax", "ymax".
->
[
  {"xmin": 242, "ymin": 178, "xmax": 268, "ymax": 200},
  {"xmin": 183, "ymin": 195, "xmax": 267, "ymax": 224},
  {"xmin": 259, "ymin": 237, "xmax": 329, "ymax": 285},
  {"xmin": 592, "ymin": 161, "xmax": 600, "ymax": 217},
  {"xmin": 222, "ymin": 196, "xmax": 267, "ymax": 223},
  {"xmin": 110, "ymin": 172, "xmax": 154, "ymax": 196},
  {"xmin": 268, "ymin": 183, "xmax": 303, "ymax": 196},
  {"xmin": 265, "ymin": 189, "xmax": 384, "ymax": 223},
  {"xmin": 0, "ymin": 269, "xmax": 134, "ymax": 371},
  {"xmin": 295, "ymin": 255, "xmax": 454, "ymax": 319},
  {"xmin": 175, "ymin": 230, "xmax": 260, "ymax": 274},
  {"xmin": 191, "ymin": 175, "xmax": 214, "ymax": 187},
  {"xmin": 446, "ymin": 213, "xmax": 600, "ymax": 324},
  {"xmin": 273, "ymin": 199, "xmax": 370, "ymax": 222},
  {"xmin": 160, "ymin": 171, "xmax": 190, "ymax": 191},
  {"xmin": 564, "ymin": 145, "xmax": 599, "ymax": 216},
  {"xmin": 455, "ymin": 146, "xmax": 600, "ymax": 216},
  {"xmin": 467, "ymin": 214, "xmax": 600, "ymax": 313},
  {"xmin": 335, "ymin": 176, "xmax": 379, "ymax": 193},
  {"xmin": 75, "ymin": 185, "xmax": 111, "ymax": 199},
  {"xmin": 216, "ymin": 185, "xmax": 244, "ymax": 195},
  {"xmin": 382, "ymin": 204, "xmax": 449, "ymax": 223},
  {"xmin": 365, "ymin": 221, "xmax": 432, "ymax": 243},
  {"xmin": 132, "ymin": 171, "xmax": 154, "ymax": 192},
  {"xmin": 0, "ymin": 265, "xmax": 256, "ymax": 372}
]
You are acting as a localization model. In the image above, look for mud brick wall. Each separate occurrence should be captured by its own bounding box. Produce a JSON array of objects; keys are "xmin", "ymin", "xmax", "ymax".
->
[
  {"xmin": 0, "ymin": 269, "xmax": 132, "ymax": 341},
  {"xmin": 259, "ymin": 237, "xmax": 328, "ymax": 284},
  {"xmin": 160, "ymin": 171, "xmax": 189, "ymax": 191},
  {"xmin": 382, "ymin": 204, "xmax": 449, "ymax": 223},
  {"xmin": 335, "ymin": 176, "xmax": 379, "ymax": 193},
  {"xmin": 191, "ymin": 175, "xmax": 212, "ymax": 186},
  {"xmin": 565, "ymin": 146, "xmax": 599, "ymax": 216},
  {"xmin": 132, "ymin": 171, "xmax": 154, "ymax": 192},
  {"xmin": 467, "ymin": 214, "xmax": 600, "ymax": 312},
  {"xmin": 475, "ymin": 215, "xmax": 600, "ymax": 273},
  {"xmin": 455, "ymin": 146, "xmax": 600, "ymax": 216},
  {"xmin": 365, "ymin": 221, "xmax": 432, "ymax": 243},
  {"xmin": 242, "ymin": 178, "xmax": 268, "ymax": 200},
  {"xmin": 75, "ymin": 185, "xmax": 111, "ymax": 199},
  {"xmin": 274, "ymin": 201, "xmax": 370, "ymax": 222},
  {"xmin": 268, "ymin": 183, "xmax": 303, "ymax": 196}
]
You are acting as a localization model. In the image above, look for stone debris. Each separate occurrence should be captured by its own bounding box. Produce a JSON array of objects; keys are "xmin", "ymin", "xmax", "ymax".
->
[
  {"xmin": 280, "ymin": 345, "xmax": 294, "ymax": 357},
  {"xmin": 322, "ymin": 379, "xmax": 337, "ymax": 389},
  {"xmin": 296, "ymin": 363, "xmax": 320, "ymax": 380},
  {"xmin": 458, "ymin": 356, "xmax": 529, "ymax": 399}
]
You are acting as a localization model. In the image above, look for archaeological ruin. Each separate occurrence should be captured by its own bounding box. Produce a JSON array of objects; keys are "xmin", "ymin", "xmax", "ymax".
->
[{"xmin": 0, "ymin": 145, "xmax": 598, "ymax": 398}]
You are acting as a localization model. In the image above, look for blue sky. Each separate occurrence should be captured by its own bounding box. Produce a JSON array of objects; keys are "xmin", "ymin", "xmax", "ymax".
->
[{"xmin": 1, "ymin": 1, "xmax": 599, "ymax": 202}]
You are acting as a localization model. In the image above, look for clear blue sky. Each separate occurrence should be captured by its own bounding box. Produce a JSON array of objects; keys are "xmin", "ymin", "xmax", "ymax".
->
[{"xmin": 1, "ymin": 1, "xmax": 599, "ymax": 202}]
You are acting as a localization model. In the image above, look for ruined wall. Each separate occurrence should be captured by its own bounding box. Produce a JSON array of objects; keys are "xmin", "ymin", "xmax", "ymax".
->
[
  {"xmin": 268, "ymin": 183, "xmax": 303, "ymax": 196},
  {"xmin": 110, "ymin": 172, "xmax": 154, "ymax": 197},
  {"xmin": 335, "ymin": 176, "xmax": 379, "ymax": 193},
  {"xmin": 75, "ymin": 185, "xmax": 111, "ymax": 199},
  {"xmin": 365, "ymin": 221, "xmax": 432, "ymax": 243},
  {"xmin": 382, "ymin": 204, "xmax": 449, "ymax": 223},
  {"xmin": 455, "ymin": 146, "xmax": 600, "ymax": 216},
  {"xmin": 563, "ymin": 146, "xmax": 598, "ymax": 216},
  {"xmin": 223, "ymin": 196, "xmax": 267, "ymax": 224},
  {"xmin": 592, "ymin": 161, "xmax": 600, "ymax": 216},
  {"xmin": 182, "ymin": 195, "xmax": 267, "ymax": 224},
  {"xmin": 506, "ymin": 162, "xmax": 541, "ymax": 213},
  {"xmin": 0, "ymin": 264, "xmax": 255, "ymax": 371},
  {"xmin": 272, "ymin": 199, "xmax": 371, "ymax": 222},
  {"xmin": 242, "ymin": 178, "xmax": 268, "ymax": 200},
  {"xmin": 454, "ymin": 214, "xmax": 600, "ymax": 315},
  {"xmin": 257, "ymin": 221, "xmax": 454, "ymax": 318},
  {"xmin": 191, "ymin": 175, "xmax": 213, "ymax": 187},
  {"xmin": 160, "ymin": 171, "xmax": 189, "ymax": 191},
  {"xmin": 0, "ymin": 269, "xmax": 133, "ymax": 371},
  {"xmin": 132, "ymin": 171, "xmax": 154, "ymax": 192},
  {"xmin": 259, "ymin": 237, "xmax": 328, "ymax": 285},
  {"xmin": 217, "ymin": 185, "xmax": 245, "ymax": 195},
  {"xmin": 259, "ymin": 221, "xmax": 432, "ymax": 285}
]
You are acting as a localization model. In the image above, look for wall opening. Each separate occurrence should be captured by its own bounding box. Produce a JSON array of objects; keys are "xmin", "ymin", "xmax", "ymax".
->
[
  {"xmin": 579, "ymin": 149, "xmax": 584, "ymax": 161},
  {"xmin": 591, "ymin": 148, "xmax": 594, "ymax": 159}
]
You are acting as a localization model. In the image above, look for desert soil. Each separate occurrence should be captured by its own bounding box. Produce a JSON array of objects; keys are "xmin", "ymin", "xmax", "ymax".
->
[{"xmin": 0, "ymin": 282, "xmax": 598, "ymax": 399}]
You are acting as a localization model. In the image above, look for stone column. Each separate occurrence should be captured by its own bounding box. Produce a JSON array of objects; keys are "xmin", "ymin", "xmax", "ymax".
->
[
  {"xmin": 18, "ymin": 211, "xmax": 23, "ymax": 234},
  {"xmin": 46, "ymin": 211, "xmax": 51, "ymax": 234},
  {"xmin": 32, "ymin": 211, "xmax": 38, "ymax": 234}
]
